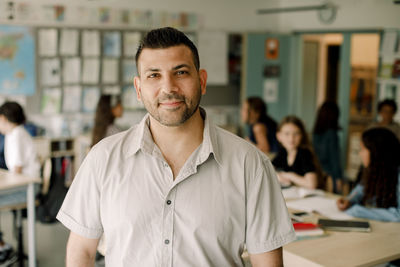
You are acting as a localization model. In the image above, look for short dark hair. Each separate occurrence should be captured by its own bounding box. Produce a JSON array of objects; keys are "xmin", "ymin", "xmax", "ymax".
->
[
  {"xmin": 377, "ymin": 99, "xmax": 397, "ymax": 113},
  {"xmin": 0, "ymin": 101, "xmax": 26, "ymax": 125},
  {"xmin": 135, "ymin": 27, "xmax": 200, "ymax": 74}
]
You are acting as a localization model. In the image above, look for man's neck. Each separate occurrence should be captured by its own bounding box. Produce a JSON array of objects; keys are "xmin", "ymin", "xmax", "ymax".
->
[{"xmin": 149, "ymin": 109, "xmax": 205, "ymax": 178}]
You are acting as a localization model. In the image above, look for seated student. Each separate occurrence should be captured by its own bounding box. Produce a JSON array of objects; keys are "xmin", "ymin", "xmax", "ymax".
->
[
  {"xmin": 368, "ymin": 99, "xmax": 400, "ymax": 140},
  {"xmin": 0, "ymin": 101, "xmax": 40, "ymax": 263},
  {"xmin": 272, "ymin": 115, "xmax": 324, "ymax": 190},
  {"xmin": 241, "ymin": 96, "xmax": 279, "ymax": 155},
  {"xmin": 337, "ymin": 127, "xmax": 400, "ymax": 222},
  {"xmin": 0, "ymin": 102, "xmax": 40, "ymax": 177}
]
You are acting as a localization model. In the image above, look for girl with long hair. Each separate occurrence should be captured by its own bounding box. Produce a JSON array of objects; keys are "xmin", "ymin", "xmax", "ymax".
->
[
  {"xmin": 337, "ymin": 127, "xmax": 400, "ymax": 222},
  {"xmin": 91, "ymin": 94, "xmax": 123, "ymax": 147},
  {"xmin": 272, "ymin": 115, "xmax": 325, "ymax": 189},
  {"xmin": 241, "ymin": 96, "xmax": 278, "ymax": 155}
]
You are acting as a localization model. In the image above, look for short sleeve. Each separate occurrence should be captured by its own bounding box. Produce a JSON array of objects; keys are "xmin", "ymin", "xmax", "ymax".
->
[
  {"xmin": 245, "ymin": 153, "xmax": 296, "ymax": 254},
  {"xmin": 6, "ymin": 131, "xmax": 24, "ymax": 169},
  {"xmin": 56, "ymin": 147, "xmax": 103, "ymax": 239}
]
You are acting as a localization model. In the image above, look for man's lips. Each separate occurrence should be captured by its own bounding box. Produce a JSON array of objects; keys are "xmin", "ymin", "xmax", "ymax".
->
[{"xmin": 159, "ymin": 101, "xmax": 183, "ymax": 107}]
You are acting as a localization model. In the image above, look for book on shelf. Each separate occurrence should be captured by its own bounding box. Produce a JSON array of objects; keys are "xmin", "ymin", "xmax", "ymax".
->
[
  {"xmin": 317, "ymin": 219, "xmax": 371, "ymax": 233},
  {"xmin": 380, "ymin": 63, "xmax": 394, "ymax": 78},
  {"xmin": 392, "ymin": 59, "xmax": 400, "ymax": 79},
  {"xmin": 381, "ymin": 31, "xmax": 398, "ymax": 54}
]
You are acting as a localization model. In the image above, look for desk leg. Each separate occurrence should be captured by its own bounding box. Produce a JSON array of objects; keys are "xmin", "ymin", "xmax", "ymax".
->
[{"xmin": 27, "ymin": 183, "xmax": 36, "ymax": 267}]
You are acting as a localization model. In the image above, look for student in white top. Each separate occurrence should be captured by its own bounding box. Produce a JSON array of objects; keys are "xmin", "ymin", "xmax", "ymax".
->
[
  {"xmin": 0, "ymin": 101, "xmax": 40, "ymax": 263},
  {"xmin": 0, "ymin": 101, "xmax": 40, "ymax": 178}
]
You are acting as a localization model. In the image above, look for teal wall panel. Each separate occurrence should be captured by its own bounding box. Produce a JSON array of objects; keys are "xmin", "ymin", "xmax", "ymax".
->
[{"xmin": 245, "ymin": 33, "xmax": 297, "ymax": 122}]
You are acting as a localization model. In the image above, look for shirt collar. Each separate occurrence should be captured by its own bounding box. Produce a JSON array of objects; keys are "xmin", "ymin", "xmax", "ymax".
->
[{"xmin": 123, "ymin": 108, "xmax": 222, "ymax": 166}]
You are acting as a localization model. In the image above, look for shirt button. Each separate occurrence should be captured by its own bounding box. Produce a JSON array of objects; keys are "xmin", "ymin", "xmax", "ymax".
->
[
  {"xmin": 164, "ymin": 239, "xmax": 170, "ymax": 245},
  {"xmin": 166, "ymin": 200, "xmax": 172, "ymax": 205}
]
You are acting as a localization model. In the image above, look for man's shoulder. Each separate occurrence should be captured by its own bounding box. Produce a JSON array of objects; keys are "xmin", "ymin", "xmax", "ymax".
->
[
  {"xmin": 91, "ymin": 124, "xmax": 141, "ymax": 154},
  {"xmin": 212, "ymin": 125, "xmax": 269, "ymax": 159}
]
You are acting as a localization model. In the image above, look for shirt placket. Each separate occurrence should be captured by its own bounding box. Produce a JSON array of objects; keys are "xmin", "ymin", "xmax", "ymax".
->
[{"xmin": 161, "ymin": 161, "xmax": 176, "ymax": 267}]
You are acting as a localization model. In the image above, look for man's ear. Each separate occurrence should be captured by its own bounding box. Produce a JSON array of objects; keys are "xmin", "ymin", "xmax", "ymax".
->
[
  {"xmin": 199, "ymin": 69, "xmax": 207, "ymax": 95},
  {"xmin": 133, "ymin": 76, "xmax": 142, "ymax": 101}
]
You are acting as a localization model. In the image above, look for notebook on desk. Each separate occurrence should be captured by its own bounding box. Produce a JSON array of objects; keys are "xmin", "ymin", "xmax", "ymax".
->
[{"xmin": 318, "ymin": 219, "xmax": 371, "ymax": 232}]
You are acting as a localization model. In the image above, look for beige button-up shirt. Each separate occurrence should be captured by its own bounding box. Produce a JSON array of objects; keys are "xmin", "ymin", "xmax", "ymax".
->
[{"xmin": 57, "ymin": 111, "xmax": 295, "ymax": 266}]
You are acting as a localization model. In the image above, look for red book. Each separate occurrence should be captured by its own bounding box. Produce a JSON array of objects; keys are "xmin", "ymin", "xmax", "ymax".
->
[{"xmin": 293, "ymin": 222, "xmax": 319, "ymax": 230}]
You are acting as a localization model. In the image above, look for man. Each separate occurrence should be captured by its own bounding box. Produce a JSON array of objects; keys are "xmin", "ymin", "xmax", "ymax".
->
[{"xmin": 57, "ymin": 27, "xmax": 295, "ymax": 267}]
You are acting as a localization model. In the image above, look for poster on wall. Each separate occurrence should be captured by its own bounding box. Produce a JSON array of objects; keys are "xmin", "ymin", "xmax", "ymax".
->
[
  {"xmin": 263, "ymin": 79, "xmax": 278, "ymax": 103},
  {"xmin": 0, "ymin": 25, "xmax": 35, "ymax": 95},
  {"xmin": 198, "ymin": 31, "xmax": 228, "ymax": 85}
]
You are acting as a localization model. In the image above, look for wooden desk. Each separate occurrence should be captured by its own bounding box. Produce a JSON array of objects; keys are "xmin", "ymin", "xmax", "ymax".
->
[
  {"xmin": 0, "ymin": 169, "xmax": 41, "ymax": 267},
  {"xmin": 283, "ymin": 204, "xmax": 400, "ymax": 266}
]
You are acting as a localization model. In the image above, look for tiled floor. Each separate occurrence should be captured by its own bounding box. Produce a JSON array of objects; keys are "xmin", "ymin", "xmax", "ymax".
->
[{"xmin": 0, "ymin": 210, "xmax": 69, "ymax": 267}]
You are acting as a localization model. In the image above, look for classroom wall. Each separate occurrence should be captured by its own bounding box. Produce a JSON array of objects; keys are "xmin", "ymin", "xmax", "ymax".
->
[
  {"xmin": 9, "ymin": 0, "xmax": 399, "ymax": 33},
  {"xmin": 1, "ymin": 0, "xmax": 399, "ymax": 137},
  {"xmin": 272, "ymin": 0, "xmax": 400, "ymax": 33},
  {"xmin": 244, "ymin": 33, "xmax": 297, "ymax": 123}
]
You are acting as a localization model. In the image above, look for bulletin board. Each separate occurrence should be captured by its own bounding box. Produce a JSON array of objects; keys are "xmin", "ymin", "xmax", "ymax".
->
[
  {"xmin": 36, "ymin": 27, "xmax": 197, "ymax": 115},
  {"xmin": 37, "ymin": 27, "xmax": 145, "ymax": 115}
]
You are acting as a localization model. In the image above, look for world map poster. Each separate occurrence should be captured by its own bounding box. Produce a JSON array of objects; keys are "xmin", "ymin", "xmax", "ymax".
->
[{"xmin": 0, "ymin": 25, "xmax": 35, "ymax": 95}]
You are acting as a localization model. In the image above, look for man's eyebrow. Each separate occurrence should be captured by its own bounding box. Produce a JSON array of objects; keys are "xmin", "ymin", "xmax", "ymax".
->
[
  {"xmin": 144, "ymin": 68, "xmax": 160, "ymax": 72},
  {"xmin": 172, "ymin": 64, "xmax": 191, "ymax": 70},
  {"xmin": 143, "ymin": 64, "xmax": 191, "ymax": 73}
]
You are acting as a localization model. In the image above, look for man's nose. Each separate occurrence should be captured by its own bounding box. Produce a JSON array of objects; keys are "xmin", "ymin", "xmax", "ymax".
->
[{"xmin": 160, "ymin": 74, "xmax": 178, "ymax": 93}]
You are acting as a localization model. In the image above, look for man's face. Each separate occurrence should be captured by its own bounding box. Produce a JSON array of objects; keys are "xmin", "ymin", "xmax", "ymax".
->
[{"xmin": 134, "ymin": 45, "xmax": 207, "ymax": 127}]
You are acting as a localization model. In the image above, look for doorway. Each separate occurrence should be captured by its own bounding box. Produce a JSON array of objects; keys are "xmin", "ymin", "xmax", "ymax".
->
[
  {"xmin": 300, "ymin": 32, "xmax": 380, "ymax": 181},
  {"xmin": 301, "ymin": 34, "xmax": 343, "ymax": 131}
]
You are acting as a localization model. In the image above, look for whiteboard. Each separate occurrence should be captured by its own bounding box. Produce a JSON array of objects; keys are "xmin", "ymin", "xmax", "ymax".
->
[{"xmin": 198, "ymin": 31, "xmax": 228, "ymax": 86}]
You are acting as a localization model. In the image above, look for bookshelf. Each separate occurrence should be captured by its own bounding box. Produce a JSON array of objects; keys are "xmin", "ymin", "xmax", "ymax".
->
[{"xmin": 377, "ymin": 29, "xmax": 400, "ymax": 122}]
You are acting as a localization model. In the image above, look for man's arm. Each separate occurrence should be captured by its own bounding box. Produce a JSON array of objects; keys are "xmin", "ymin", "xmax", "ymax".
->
[
  {"xmin": 249, "ymin": 247, "xmax": 283, "ymax": 267},
  {"xmin": 66, "ymin": 232, "xmax": 99, "ymax": 267}
]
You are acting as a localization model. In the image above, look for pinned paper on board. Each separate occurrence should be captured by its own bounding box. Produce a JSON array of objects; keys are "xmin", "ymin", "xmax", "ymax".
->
[
  {"xmin": 60, "ymin": 29, "xmax": 79, "ymax": 56},
  {"xmin": 123, "ymin": 60, "xmax": 137, "ymax": 83},
  {"xmin": 41, "ymin": 58, "xmax": 60, "ymax": 86},
  {"xmin": 263, "ymin": 79, "xmax": 278, "ymax": 103},
  {"xmin": 63, "ymin": 85, "xmax": 82, "ymax": 113},
  {"xmin": 82, "ymin": 30, "xmax": 100, "ymax": 56},
  {"xmin": 82, "ymin": 87, "xmax": 100, "ymax": 112},
  {"xmin": 124, "ymin": 32, "xmax": 141, "ymax": 57},
  {"xmin": 63, "ymin": 57, "xmax": 81, "ymax": 84},
  {"xmin": 103, "ymin": 31, "xmax": 121, "ymax": 57},
  {"xmin": 38, "ymin": 28, "xmax": 58, "ymax": 56},
  {"xmin": 122, "ymin": 85, "xmax": 142, "ymax": 109},
  {"xmin": 82, "ymin": 58, "xmax": 100, "ymax": 84},
  {"xmin": 41, "ymin": 87, "xmax": 61, "ymax": 114},
  {"xmin": 102, "ymin": 58, "xmax": 119, "ymax": 84}
]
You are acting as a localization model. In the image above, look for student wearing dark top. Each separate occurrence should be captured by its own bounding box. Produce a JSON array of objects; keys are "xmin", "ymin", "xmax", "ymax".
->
[
  {"xmin": 241, "ymin": 97, "xmax": 278, "ymax": 155},
  {"xmin": 272, "ymin": 116, "xmax": 324, "ymax": 190},
  {"xmin": 312, "ymin": 101, "xmax": 343, "ymax": 193}
]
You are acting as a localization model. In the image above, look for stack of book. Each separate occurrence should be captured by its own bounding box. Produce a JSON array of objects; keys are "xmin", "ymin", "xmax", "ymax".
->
[{"xmin": 292, "ymin": 222, "xmax": 326, "ymax": 240}]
